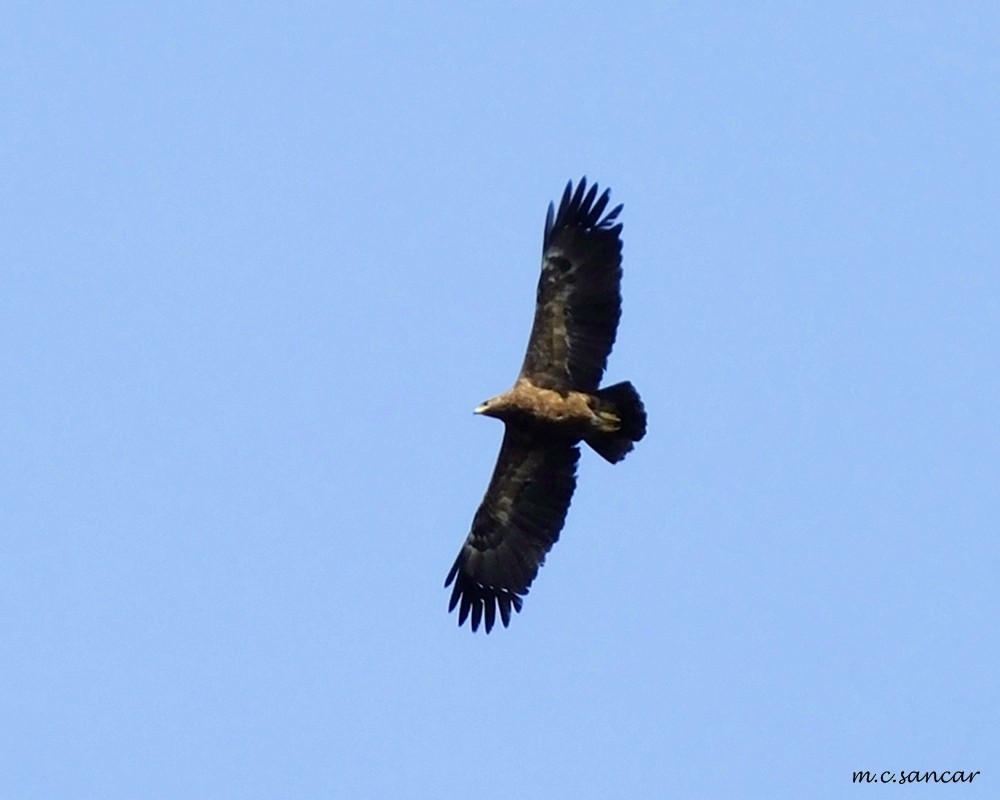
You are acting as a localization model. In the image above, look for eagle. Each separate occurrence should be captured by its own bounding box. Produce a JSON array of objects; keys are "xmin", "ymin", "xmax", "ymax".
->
[{"xmin": 445, "ymin": 178, "xmax": 646, "ymax": 633}]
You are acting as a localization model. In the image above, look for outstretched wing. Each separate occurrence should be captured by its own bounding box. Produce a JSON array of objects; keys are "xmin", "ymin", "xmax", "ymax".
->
[
  {"xmin": 519, "ymin": 177, "xmax": 624, "ymax": 392},
  {"xmin": 445, "ymin": 427, "xmax": 580, "ymax": 633}
]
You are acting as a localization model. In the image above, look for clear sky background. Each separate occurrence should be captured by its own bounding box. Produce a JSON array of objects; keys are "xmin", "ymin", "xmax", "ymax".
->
[{"xmin": 3, "ymin": 3, "xmax": 998, "ymax": 798}]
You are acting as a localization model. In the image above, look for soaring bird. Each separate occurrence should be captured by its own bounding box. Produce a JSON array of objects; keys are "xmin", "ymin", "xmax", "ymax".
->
[{"xmin": 445, "ymin": 178, "xmax": 646, "ymax": 633}]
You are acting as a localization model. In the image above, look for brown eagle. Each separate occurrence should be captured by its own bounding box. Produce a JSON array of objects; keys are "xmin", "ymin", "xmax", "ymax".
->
[{"xmin": 445, "ymin": 178, "xmax": 646, "ymax": 633}]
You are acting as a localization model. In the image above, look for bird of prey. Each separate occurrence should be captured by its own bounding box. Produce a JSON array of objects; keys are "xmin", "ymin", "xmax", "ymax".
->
[{"xmin": 445, "ymin": 178, "xmax": 646, "ymax": 633}]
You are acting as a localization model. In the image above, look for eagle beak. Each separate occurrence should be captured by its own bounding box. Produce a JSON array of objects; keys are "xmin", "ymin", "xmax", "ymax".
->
[{"xmin": 473, "ymin": 404, "xmax": 487, "ymax": 415}]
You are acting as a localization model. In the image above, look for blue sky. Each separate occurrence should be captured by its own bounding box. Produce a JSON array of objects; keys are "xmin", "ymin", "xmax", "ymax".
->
[{"xmin": 3, "ymin": 3, "xmax": 998, "ymax": 798}]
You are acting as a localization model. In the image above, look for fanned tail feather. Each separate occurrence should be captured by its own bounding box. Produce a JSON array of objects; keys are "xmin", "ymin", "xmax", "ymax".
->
[{"xmin": 585, "ymin": 381, "xmax": 647, "ymax": 464}]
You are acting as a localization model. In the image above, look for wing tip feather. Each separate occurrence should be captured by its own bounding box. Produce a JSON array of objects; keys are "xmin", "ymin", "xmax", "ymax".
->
[
  {"xmin": 544, "ymin": 177, "xmax": 623, "ymax": 247},
  {"xmin": 444, "ymin": 552, "xmax": 525, "ymax": 634}
]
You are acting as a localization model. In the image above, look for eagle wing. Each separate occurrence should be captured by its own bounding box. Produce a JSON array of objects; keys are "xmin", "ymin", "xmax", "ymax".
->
[
  {"xmin": 518, "ymin": 177, "xmax": 624, "ymax": 392},
  {"xmin": 445, "ymin": 427, "xmax": 580, "ymax": 633}
]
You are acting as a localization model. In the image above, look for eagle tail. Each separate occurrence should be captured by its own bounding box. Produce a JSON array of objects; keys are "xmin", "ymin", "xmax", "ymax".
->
[{"xmin": 586, "ymin": 381, "xmax": 647, "ymax": 464}]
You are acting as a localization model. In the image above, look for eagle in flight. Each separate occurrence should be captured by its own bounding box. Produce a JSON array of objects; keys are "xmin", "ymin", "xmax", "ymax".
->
[{"xmin": 445, "ymin": 178, "xmax": 646, "ymax": 632}]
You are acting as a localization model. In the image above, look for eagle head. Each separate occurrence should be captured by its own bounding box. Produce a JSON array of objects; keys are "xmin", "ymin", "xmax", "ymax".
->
[{"xmin": 474, "ymin": 395, "xmax": 506, "ymax": 419}]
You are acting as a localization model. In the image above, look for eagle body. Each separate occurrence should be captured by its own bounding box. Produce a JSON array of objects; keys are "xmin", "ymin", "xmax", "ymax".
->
[
  {"xmin": 476, "ymin": 379, "xmax": 614, "ymax": 436},
  {"xmin": 445, "ymin": 178, "xmax": 646, "ymax": 633}
]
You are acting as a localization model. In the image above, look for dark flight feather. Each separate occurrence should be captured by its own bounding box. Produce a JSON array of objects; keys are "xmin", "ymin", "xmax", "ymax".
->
[
  {"xmin": 521, "ymin": 177, "xmax": 625, "ymax": 391},
  {"xmin": 445, "ymin": 428, "xmax": 580, "ymax": 633}
]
